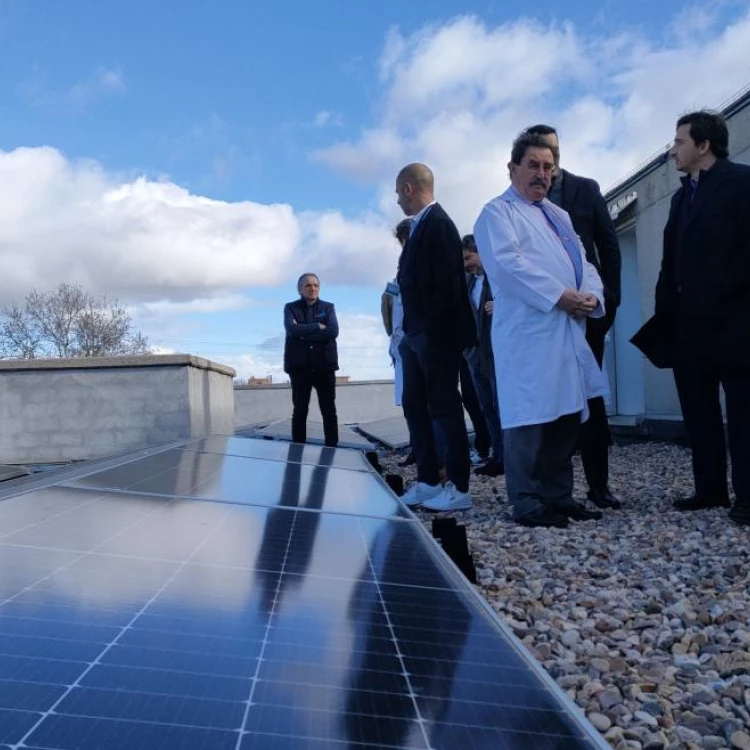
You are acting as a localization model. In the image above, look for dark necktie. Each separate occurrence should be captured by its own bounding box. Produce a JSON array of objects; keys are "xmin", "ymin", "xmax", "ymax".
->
[{"xmin": 533, "ymin": 201, "xmax": 583, "ymax": 288}]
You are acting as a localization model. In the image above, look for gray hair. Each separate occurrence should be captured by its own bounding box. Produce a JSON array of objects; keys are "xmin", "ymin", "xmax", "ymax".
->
[{"xmin": 297, "ymin": 273, "xmax": 320, "ymax": 292}]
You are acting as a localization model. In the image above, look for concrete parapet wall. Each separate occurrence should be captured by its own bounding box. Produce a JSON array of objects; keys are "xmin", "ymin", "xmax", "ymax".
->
[
  {"xmin": 234, "ymin": 380, "xmax": 402, "ymax": 427},
  {"xmin": 0, "ymin": 355, "xmax": 235, "ymax": 464}
]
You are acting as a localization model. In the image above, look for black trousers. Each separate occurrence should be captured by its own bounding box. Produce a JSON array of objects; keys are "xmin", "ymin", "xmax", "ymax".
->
[
  {"xmin": 580, "ymin": 309, "xmax": 616, "ymax": 491},
  {"xmin": 399, "ymin": 334, "xmax": 470, "ymax": 492},
  {"xmin": 289, "ymin": 369, "xmax": 338, "ymax": 447},
  {"xmin": 459, "ymin": 356, "xmax": 491, "ymax": 457},
  {"xmin": 673, "ymin": 363, "xmax": 750, "ymax": 507}
]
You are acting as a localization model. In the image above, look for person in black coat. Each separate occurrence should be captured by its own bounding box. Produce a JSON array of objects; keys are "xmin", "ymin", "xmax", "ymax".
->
[
  {"xmin": 283, "ymin": 273, "xmax": 339, "ymax": 447},
  {"xmin": 653, "ymin": 110, "xmax": 750, "ymax": 526},
  {"xmin": 462, "ymin": 235, "xmax": 504, "ymax": 477},
  {"xmin": 395, "ymin": 163, "xmax": 477, "ymax": 513},
  {"xmin": 526, "ymin": 124, "xmax": 622, "ymax": 510}
]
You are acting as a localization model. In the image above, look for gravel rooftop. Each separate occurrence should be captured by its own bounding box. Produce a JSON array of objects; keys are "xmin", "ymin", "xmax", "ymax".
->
[{"xmin": 379, "ymin": 441, "xmax": 750, "ymax": 750}]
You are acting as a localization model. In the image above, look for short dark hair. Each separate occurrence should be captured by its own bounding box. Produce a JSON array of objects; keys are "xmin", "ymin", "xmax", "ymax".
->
[
  {"xmin": 525, "ymin": 124, "xmax": 558, "ymax": 137},
  {"xmin": 394, "ymin": 219, "xmax": 411, "ymax": 245},
  {"xmin": 461, "ymin": 234, "xmax": 477, "ymax": 252},
  {"xmin": 510, "ymin": 131, "xmax": 555, "ymax": 165},
  {"xmin": 676, "ymin": 110, "xmax": 729, "ymax": 158}
]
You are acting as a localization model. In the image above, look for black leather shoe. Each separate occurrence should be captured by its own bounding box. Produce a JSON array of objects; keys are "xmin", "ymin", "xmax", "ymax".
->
[
  {"xmin": 474, "ymin": 459, "xmax": 505, "ymax": 477},
  {"xmin": 587, "ymin": 488, "xmax": 622, "ymax": 509},
  {"xmin": 673, "ymin": 494, "xmax": 730, "ymax": 511},
  {"xmin": 561, "ymin": 503, "xmax": 603, "ymax": 522},
  {"xmin": 728, "ymin": 504, "xmax": 750, "ymax": 526},
  {"xmin": 517, "ymin": 508, "xmax": 569, "ymax": 528}
]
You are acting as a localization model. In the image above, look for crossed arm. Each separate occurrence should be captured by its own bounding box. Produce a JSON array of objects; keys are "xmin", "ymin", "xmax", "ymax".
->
[{"xmin": 284, "ymin": 303, "xmax": 339, "ymax": 341}]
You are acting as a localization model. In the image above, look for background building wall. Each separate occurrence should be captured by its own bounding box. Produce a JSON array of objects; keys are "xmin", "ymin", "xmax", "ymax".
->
[{"xmin": 234, "ymin": 380, "xmax": 402, "ymax": 427}]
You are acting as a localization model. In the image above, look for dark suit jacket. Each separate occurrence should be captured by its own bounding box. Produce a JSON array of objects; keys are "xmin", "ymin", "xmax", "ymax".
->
[
  {"xmin": 552, "ymin": 169, "xmax": 622, "ymax": 309},
  {"xmin": 466, "ymin": 274, "xmax": 494, "ymax": 377},
  {"xmin": 654, "ymin": 158, "xmax": 750, "ymax": 369},
  {"xmin": 397, "ymin": 203, "xmax": 477, "ymax": 351}
]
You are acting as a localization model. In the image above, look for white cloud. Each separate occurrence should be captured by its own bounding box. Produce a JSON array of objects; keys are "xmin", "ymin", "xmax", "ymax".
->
[
  {"xmin": 208, "ymin": 312, "xmax": 390, "ymax": 383},
  {"xmin": 313, "ymin": 110, "xmax": 344, "ymax": 128},
  {"xmin": 20, "ymin": 66, "xmax": 125, "ymax": 109},
  {"xmin": 4, "ymin": 6, "xmax": 750, "ymax": 334},
  {"xmin": 0, "ymin": 146, "xmax": 300, "ymax": 301},
  {"xmin": 134, "ymin": 294, "xmax": 257, "ymax": 317},
  {"xmin": 317, "ymin": 10, "xmax": 750, "ymax": 230},
  {"xmin": 0, "ymin": 146, "xmax": 397, "ymax": 304},
  {"xmin": 335, "ymin": 312, "xmax": 390, "ymax": 380}
]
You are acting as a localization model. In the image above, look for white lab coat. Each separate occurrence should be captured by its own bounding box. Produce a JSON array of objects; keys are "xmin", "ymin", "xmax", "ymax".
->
[{"xmin": 473, "ymin": 187, "xmax": 609, "ymax": 429}]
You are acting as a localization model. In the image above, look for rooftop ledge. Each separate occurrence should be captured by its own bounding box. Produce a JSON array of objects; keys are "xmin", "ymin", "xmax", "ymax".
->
[{"xmin": 0, "ymin": 354, "xmax": 236, "ymax": 377}]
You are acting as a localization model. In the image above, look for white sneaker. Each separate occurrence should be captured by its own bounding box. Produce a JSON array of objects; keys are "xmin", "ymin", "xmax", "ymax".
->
[
  {"xmin": 421, "ymin": 482, "xmax": 473, "ymax": 512},
  {"xmin": 469, "ymin": 449, "xmax": 484, "ymax": 466},
  {"xmin": 401, "ymin": 481, "xmax": 442, "ymax": 507}
]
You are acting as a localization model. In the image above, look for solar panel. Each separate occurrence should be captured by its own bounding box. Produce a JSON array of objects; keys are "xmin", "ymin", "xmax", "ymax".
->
[
  {"xmin": 0, "ymin": 437, "xmax": 608, "ymax": 750},
  {"xmin": 0, "ymin": 465, "xmax": 30, "ymax": 484},
  {"xmin": 358, "ymin": 415, "xmax": 475, "ymax": 449},
  {"xmin": 255, "ymin": 418, "xmax": 375, "ymax": 449},
  {"xmin": 357, "ymin": 415, "xmax": 413, "ymax": 448}
]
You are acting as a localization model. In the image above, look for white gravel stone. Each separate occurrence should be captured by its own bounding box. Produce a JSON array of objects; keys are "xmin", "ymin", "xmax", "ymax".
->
[
  {"xmin": 634, "ymin": 710, "xmax": 659, "ymax": 728},
  {"xmin": 380, "ymin": 441, "xmax": 750, "ymax": 749},
  {"xmin": 588, "ymin": 712, "xmax": 612, "ymax": 732}
]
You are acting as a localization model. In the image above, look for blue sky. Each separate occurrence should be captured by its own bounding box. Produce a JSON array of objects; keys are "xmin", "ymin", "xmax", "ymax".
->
[{"xmin": 1, "ymin": 0, "xmax": 750, "ymax": 379}]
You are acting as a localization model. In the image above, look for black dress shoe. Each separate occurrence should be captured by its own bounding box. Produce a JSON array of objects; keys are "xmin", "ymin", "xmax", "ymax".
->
[
  {"xmin": 561, "ymin": 503, "xmax": 603, "ymax": 522},
  {"xmin": 728, "ymin": 504, "xmax": 750, "ymax": 526},
  {"xmin": 517, "ymin": 508, "xmax": 569, "ymax": 528},
  {"xmin": 587, "ymin": 488, "xmax": 622, "ymax": 509},
  {"xmin": 474, "ymin": 459, "xmax": 505, "ymax": 477},
  {"xmin": 673, "ymin": 494, "xmax": 731, "ymax": 511}
]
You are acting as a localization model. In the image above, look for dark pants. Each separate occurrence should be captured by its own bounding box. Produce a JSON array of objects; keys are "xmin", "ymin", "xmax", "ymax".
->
[
  {"xmin": 459, "ymin": 357, "xmax": 490, "ymax": 457},
  {"xmin": 673, "ymin": 363, "xmax": 750, "ymax": 507},
  {"xmin": 290, "ymin": 369, "xmax": 338, "ymax": 447},
  {"xmin": 400, "ymin": 334, "xmax": 471, "ymax": 492},
  {"xmin": 465, "ymin": 349, "xmax": 503, "ymax": 461},
  {"xmin": 504, "ymin": 412, "xmax": 581, "ymax": 520},
  {"xmin": 580, "ymin": 310, "xmax": 616, "ymax": 492}
]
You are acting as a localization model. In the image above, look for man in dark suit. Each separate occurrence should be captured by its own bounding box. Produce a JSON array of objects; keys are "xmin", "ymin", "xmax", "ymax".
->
[
  {"xmin": 654, "ymin": 110, "xmax": 750, "ymax": 526},
  {"xmin": 526, "ymin": 125, "xmax": 622, "ymax": 510},
  {"xmin": 462, "ymin": 234, "xmax": 504, "ymax": 477},
  {"xmin": 395, "ymin": 163, "xmax": 477, "ymax": 512}
]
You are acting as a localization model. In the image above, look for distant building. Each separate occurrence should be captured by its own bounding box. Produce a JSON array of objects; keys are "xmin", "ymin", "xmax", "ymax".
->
[
  {"xmin": 247, "ymin": 376, "xmax": 273, "ymax": 386},
  {"xmin": 335, "ymin": 375, "xmax": 350, "ymax": 385},
  {"xmin": 602, "ymin": 84, "xmax": 750, "ymax": 432}
]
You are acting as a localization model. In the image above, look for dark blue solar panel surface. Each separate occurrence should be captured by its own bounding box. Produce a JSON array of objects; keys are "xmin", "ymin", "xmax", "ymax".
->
[{"xmin": 0, "ymin": 437, "xmax": 606, "ymax": 750}]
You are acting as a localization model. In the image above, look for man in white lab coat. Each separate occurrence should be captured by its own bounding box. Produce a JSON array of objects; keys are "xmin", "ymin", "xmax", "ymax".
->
[{"xmin": 474, "ymin": 131, "xmax": 609, "ymax": 528}]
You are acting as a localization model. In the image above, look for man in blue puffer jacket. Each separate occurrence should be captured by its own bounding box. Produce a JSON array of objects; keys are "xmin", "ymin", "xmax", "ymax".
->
[{"xmin": 283, "ymin": 273, "xmax": 339, "ymax": 447}]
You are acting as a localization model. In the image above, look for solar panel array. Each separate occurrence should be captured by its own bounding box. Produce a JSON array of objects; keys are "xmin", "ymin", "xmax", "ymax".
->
[
  {"xmin": 0, "ymin": 435, "xmax": 607, "ymax": 750},
  {"xmin": 253, "ymin": 419, "xmax": 375, "ymax": 449}
]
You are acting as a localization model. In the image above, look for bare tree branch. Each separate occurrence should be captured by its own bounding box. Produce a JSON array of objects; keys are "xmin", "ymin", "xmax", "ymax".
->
[{"xmin": 0, "ymin": 283, "xmax": 150, "ymax": 359}]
